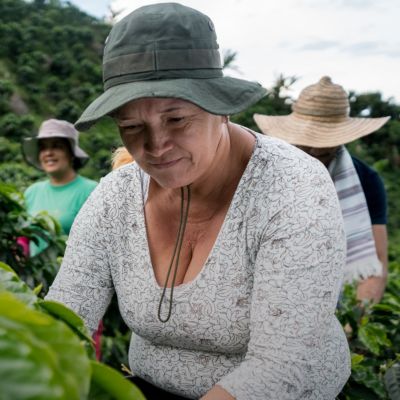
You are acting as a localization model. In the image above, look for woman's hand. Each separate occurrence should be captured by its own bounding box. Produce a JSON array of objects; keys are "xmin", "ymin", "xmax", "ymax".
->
[
  {"xmin": 357, "ymin": 224, "xmax": 388, "ymax": 303},
  {"xmin": 200, "ymin": 385, "xmax": 235, "ymax": 400},
  {"xmin": 357, "ymin": 275, "xmax": 387, "ymax": 303}
]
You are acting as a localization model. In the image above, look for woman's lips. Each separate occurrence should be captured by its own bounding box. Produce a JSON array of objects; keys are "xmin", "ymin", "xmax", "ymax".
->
[
  {"xmin": 150, "ymin": 158, "xmax": 182, "ymax": 169},
  {"xmin": 43, "ymin": 159, "xmax": 58, "ymax": 165}
]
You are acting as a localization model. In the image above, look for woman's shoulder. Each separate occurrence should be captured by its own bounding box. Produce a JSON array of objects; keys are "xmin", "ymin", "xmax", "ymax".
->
[
  {"xmin": 101, "ymin": 162, "xmax": 140, "ymax": 185},
  {"xmin": 246, "ymin": 132, "xmax": 335, "ymax": 210},
  {"xmin": 24, "ymin": 179, "xmax": 50, "ymax": 196},
  {"xmin": 254, "ymin": 132, "xmax": 330, "ymax": 181},
  {"xmin": 76, "ymin": 175, "xmax": 98, "ymax": 189},
  {"xmin": 93, "ymin": 162, "xmax": 142, "ymax": 203},
  {"xmin": 255, "ymin": 132, "xmax": 312, "ymax": 162}
]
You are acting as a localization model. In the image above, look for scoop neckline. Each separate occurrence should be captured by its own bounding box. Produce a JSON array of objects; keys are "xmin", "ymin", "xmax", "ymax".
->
[{"xmin": 139, "ymin": 131, "xmax": 261, "ymax": 294}]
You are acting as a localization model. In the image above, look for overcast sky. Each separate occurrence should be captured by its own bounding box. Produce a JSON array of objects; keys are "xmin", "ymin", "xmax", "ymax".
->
[{"xmin": 71, "ymin": 0, "xmax": 400, "ymax": 102}]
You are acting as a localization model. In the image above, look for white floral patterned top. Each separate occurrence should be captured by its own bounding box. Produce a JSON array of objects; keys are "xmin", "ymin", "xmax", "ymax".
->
[{"xmin": 47, "ymin": 132, "xmax": 351, "ymax": 400}]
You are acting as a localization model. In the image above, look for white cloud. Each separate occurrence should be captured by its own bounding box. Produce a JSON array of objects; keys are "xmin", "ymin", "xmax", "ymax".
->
[{"xmin": 73, "ymin": 0, "xmax": 400, "ymax": 101}]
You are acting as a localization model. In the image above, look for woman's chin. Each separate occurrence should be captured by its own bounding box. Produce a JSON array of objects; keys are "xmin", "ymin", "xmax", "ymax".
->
[
  {"xmin": 145, "ymin": 166, "xmax": 194, "ymax": 189},
  {"xmin": 154, "ymin": 178, "xmax": 192, "ymax": 190},
  {"xmin": 42, "ymin": 166, "xmax": 60, "ymax": 174}
]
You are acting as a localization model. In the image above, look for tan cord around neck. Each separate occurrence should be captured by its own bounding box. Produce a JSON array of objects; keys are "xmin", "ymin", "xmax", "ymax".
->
[{"xmin": 157, "ymin": 185, "xmax": 191, "ymax": 323}]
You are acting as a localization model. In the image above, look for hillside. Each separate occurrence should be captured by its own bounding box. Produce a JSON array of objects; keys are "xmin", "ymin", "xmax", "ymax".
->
[
  {"xmin": 0, "ymin": 0, "xmax": 399, "ymax": 239},
  {"xmin": 0, "ymin": 0, "xmax": 120, "ymax": 184}
]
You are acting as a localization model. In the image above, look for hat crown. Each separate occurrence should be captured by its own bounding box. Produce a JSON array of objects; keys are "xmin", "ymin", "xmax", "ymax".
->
[
  {"xmin": 292, "ymin": 76, "xmax": 350, "ymax": 119},
  {"xmin": 106, "ymin": 3, "xmax": 218, "ymax": 57},
  {"xmin": 38, "ymin": 119, "xmax": 79, "ymax": 143},
  {"xmin": 102, "ymin": 3, "xmax": 223, "ymax": 89}
]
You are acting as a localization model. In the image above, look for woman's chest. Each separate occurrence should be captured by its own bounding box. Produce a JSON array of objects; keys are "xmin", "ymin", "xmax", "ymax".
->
[
  {"xmin": 147, "ymin": 214, "xmax": 226, "ymax": 287},
  {"xmin": 110, "ymin": 216, "xmax": 254, "ymax": 353}
]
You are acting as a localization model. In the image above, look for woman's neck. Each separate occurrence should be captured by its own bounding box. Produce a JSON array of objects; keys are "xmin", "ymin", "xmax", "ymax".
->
[
  {"xmin": 190, "ymin": 123, "xmax": 254, "ymax": 201},
  {"xmin": 49, "ymin": 169, "xmax": 77, "ymax": 186},
  {"xmin": 150, "ymin": 123, "xmax": 255, "ymax": 222}
]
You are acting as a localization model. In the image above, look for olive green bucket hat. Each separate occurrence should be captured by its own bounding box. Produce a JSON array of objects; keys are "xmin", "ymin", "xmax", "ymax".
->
[{"xmin": 75, "ymin": 2, "xmax": 266, "ymax": 131}]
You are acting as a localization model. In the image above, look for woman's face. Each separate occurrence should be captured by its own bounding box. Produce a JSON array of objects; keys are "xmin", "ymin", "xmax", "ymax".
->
[
  {"xmin": 115, "ymin": 98, "xmax": 225, "ymax": 189},
  {"xmin": 38, "ymin": 138, "xmax": 74, "ymax": 176},
  {"xmin": 297, "ymin": 145, "xmax": 340, "ymax": 166}
]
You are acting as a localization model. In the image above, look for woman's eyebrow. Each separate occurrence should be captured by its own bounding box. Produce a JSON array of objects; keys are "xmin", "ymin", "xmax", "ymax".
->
[
  {"xmin": 116, "ymin": 118, "xmax": 141, "ymax": 127},
  {"xmin": 159, "ymin": 106, "xmax": 184, "ymax": 113}
]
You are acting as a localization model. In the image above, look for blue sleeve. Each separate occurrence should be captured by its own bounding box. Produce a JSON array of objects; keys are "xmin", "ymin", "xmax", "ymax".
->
[{"xmin": 351, "ymin": 157, "xmax": 387, "ymax": 224}]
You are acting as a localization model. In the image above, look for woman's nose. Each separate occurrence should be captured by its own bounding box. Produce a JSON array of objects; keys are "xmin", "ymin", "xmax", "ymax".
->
[
  {"xmin": 144, "ymin": 129, "xmax": 172, "ymax": 156},
  {"xmin": 40, "ymin": 146, "xmax": 55, "ymax": 156}
]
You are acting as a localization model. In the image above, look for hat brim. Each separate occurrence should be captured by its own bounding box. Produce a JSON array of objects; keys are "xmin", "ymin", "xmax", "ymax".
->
[
  {"xmin": 75, "ymin": 77, "xmax": 267, "ymax": 131},
  {"xmin": 253, "ymin": 113, "xmax": 390, "ymax": 148},
  {"xmin": 22, "ymin": 135, "xmax": 89, "ymax": 170}
]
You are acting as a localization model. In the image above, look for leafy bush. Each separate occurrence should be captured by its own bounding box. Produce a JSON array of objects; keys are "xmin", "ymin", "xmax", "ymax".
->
[
  {"xmin": 0, "ymin": 162, "xmax": 44, "ymax": 192},
  {"xmin": 0, "ymin": 182, "xmax": 65, "ymax": 294},
  {"xmin": 0, "ymin": 112, "xmax": 35, "ymax": 140},
  {"xmin": 337, "ymin": 261, "xmax": 400, "ymax": 399},
  {"xmin": 0, "ymin": 262, "xmax": 146, "ymax": 400}
]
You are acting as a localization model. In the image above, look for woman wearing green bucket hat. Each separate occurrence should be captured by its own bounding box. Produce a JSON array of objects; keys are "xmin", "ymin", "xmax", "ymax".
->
[{"xmin": 47, "ymin": 3, "xmax": 350, "ymax": 399}]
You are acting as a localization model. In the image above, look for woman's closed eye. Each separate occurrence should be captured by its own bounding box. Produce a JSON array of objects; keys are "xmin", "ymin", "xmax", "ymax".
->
[
  {"xmin": 120, "ymin": 124, "xmax": 143, "ymax": 134},
  {"xmin": 167, "ymin": 116, "xmax": 185, "ymax": 124}
]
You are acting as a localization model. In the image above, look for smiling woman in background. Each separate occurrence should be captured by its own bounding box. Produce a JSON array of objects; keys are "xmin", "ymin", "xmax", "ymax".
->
[{"xmin": 22, "ymin": 119, "xmax": 97, "ymax": 256}]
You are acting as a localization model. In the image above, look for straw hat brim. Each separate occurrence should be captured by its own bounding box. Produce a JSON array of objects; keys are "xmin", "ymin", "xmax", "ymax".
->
[
  {"xmin": 75, "ymin": 77, "xmax": 266, "ymax": 131},
  {"xmin": 253, "ymin": 113, "xmax": 390, "ymax": 147},
  {"xmin": 22, "ymin": 135, "xmax": 89, "ymax": 170}
]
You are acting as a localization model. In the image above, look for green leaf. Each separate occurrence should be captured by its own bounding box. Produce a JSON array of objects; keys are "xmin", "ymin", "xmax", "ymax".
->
[
  {"xmin": 351, "ymin": 353, "xmax": 365, "ymax": 369},
  {"xmin": 373, "ymin": 303, "xmax": 400, "ymax": 312},
  {"xmin": 88, "ymin": 361, "xmax": 146, "ymax": 400},
  {"xmin": 342, "ymin": 381, "xmax": 386, "ymax": 400},
  {"xmin": 38, "ymin": 299, "xmax": 94, "ymax": 344},
  {"xmin": 358, "ymin": 322, "xmax": 392, "ymax": 355},
  {"xmin": 33, "ymin": 211, "xmax": 62, "ymax": 235},
  {"xmin": 0, "ymin": 261, "xmax": 16, "ymax": 274},
  {"xmin": 0, "ymin": 264, "xmax": 37, "ymax": 307},
  {"xmin": 33, "ymin": 283, "xmax": 43, "ymax": 295},
  {"xmin": 385, "ymin": 363, "xmax": 400, "ymax": 400},
  {"xmin": 352, "ymin": 364, "xmax": 387, "ymax": 398},
  {"xmin": 0, "ymin": 292, "xmax": 91, "ymax": 400}
]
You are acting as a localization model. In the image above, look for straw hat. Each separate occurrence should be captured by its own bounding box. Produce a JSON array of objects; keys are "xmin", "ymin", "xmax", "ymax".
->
[
  {"xmin": 75, "ymin": 3, "xmax": 266, "ymax": 131},
  {"xmin": 253, "ymin": 76, "xmax": 390, "ymax": 148},
  {"xmin": 23, "ymin": 119, "xmax": 89, "ymax": 170}
]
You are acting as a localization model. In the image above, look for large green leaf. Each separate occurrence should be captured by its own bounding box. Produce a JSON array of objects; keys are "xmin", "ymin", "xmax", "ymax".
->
[
  {"xmin": 0, "ymin": 262, "xmax": 16, "ymax": 274},
  {"xmin": 373, "ymin": 303, "xmax": 400, "ymax": 314},
  {"xmin": 38, "ymin": 300, "xmax": 94, "ymax": 344},
  {"xmin": 0, "ymin": 292, "xmax": 91, "ymax": 400},
  {"xmin": 358, "ymin": 319, "xmax": 392, "ymax": 355},
  {"xmin": 88, "ymin": 361, "xmax": 146, "ymax": 400},
  {"xmin": 0, "ymin": 262, "xmax": 37, "ymax": 306},
  {"xmin": 351, "ymin": 364, "xmax": 387, "ymax": 398}
]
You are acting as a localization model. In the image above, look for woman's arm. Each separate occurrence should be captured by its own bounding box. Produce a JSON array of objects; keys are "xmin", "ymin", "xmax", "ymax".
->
[
  {"xmin": 46, "ymin": 178, "xmax": 114, "ymax": 333},
  {"xmin": 356, "ymin": 224, "xmax": 388, "ymax": 302}
]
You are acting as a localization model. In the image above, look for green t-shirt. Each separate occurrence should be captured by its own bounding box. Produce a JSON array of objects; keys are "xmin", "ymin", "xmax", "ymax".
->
[{"xmin": 25, "ymin": 175, "xmax": 97, "ymax": 256}]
